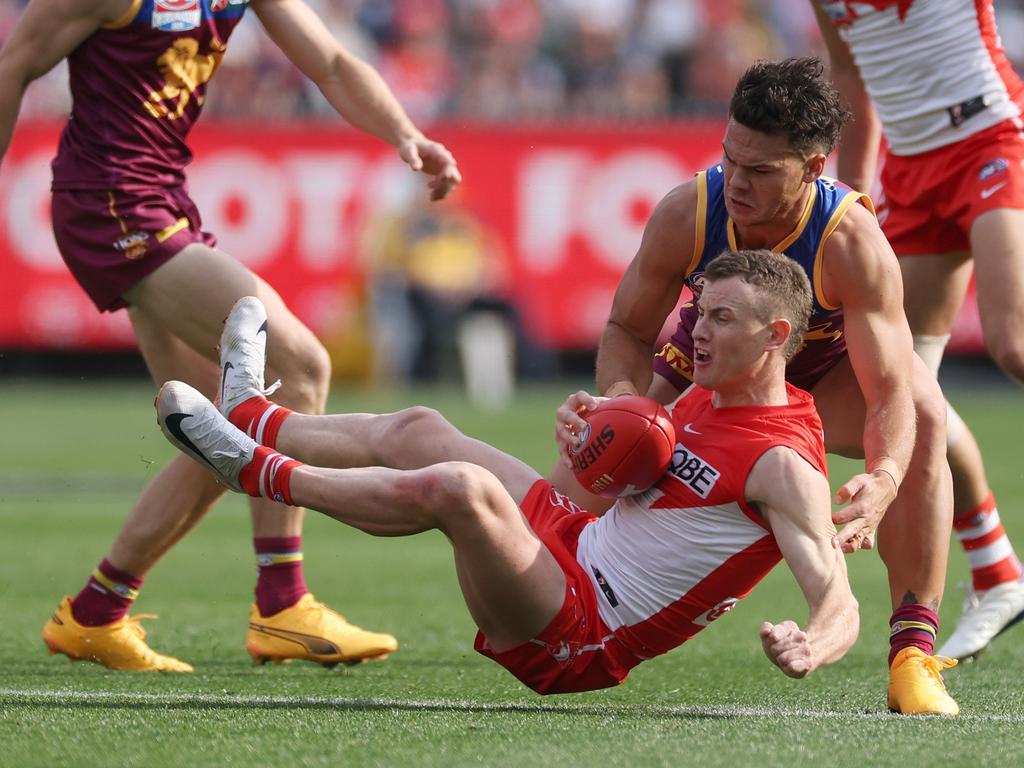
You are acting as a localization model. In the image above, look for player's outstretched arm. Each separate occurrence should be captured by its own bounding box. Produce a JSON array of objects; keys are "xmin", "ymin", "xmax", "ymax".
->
[
  {"xmin": 810, "ymin": 0, "xmax": 881, "ymax": 193},
  {"xmin": 0, "ymin": 0, "xmax": 125, "ymax": 163},
  {"xmin": 596, "ymin": 182, "xmax": 696, "ymax": 398},
  {"xmin": 251, "ymin": 0, "xmax": 460, "ymax": 200},
  {"xmin": 748, "ymin": 447, "xmax": 859, "ymax": 678},
  {"xmin": 821, "ymin": 204, "xmax": 914, "ymax": 552}
]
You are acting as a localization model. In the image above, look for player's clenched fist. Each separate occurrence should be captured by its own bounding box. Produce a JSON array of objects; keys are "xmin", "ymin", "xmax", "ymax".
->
[{"xmin": 760, "ymin": 620, "xmax": 815, "ymax": 678}]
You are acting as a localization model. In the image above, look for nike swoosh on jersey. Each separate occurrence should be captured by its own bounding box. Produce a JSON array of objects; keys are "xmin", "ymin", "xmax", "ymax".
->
[
  {"xmin": 981, "ymin": 181, "xmax": 1008, "ymax": 199},
  {"xmin": 683, "ymin": 423, "xmax": 702, "ymax": 435}
]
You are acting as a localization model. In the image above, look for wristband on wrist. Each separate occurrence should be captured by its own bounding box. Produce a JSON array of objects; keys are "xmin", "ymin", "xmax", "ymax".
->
[{"xmin": 868, "ymin": 457, "xmax": 901, "ymax": 493}]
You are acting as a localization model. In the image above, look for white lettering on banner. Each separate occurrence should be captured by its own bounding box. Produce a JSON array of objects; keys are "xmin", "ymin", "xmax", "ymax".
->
[
  {"xmin": 4, "ymin": 152, "xmax": 63, "ymax": 270},
  {"xmin": 518, "ymin": 151, "xmax": 589, "ymax": 272},
  {"xmin": 519, "ymin": 149, "xmax": 686, "ymax": 273},
  {"xmin": 188, "ymin": 150, "xmax": 288, "ymax": 268},
  {"xmin": 580, "ymin": 150, "xmax": 685, "ymax": 270},
  {"xmin": 285, "ymin": 153, "xmax": 364, "ymax": 270}
]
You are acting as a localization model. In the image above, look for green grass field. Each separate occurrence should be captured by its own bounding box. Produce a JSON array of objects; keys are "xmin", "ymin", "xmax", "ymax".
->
[{"xmin": 1, "ymin": 379, "xmax": 1023, "ymax": 767}]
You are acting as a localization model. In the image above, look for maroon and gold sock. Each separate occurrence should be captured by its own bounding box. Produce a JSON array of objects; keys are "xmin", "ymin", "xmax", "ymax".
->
[
  {"xmin": 228, "ymin": 396, "xmax": 293, "ymax": 450},
  {"xmin": 889, "ymin": 605, "xmax": 939, "ymax": 666},
  {"xmin": 253, "ymin": 536, "xmax": 309, "ymax": 617},
  {"xmin": 238, "ymin": 446, "xmax": 301, "ymax": 506},
  {"xmin": 70, "ymin": 558, "xmax": 144, "ymax": 627}
]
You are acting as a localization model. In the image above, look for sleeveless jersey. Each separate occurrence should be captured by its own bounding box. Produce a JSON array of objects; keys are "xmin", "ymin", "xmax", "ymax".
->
[
  {"xmin": 655, "ymin": 165, "xmax": 872, "ymax": 392},
  {"xmin": 51, "ymin": 0, "xmax": 249, "ymax": 190},
  {"xmin": 574, "ymin": 382, "xmax": 827, "ymax": 662},
  {"xmin": 817, "ymin": 0, "xmax": 1024, "ymax": 155}
]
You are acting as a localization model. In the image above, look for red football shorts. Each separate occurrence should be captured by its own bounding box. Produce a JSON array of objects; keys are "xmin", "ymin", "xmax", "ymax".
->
[
  {"xmin": 877, "ymin": 119, "xmax": 1024, "ymax": 256},
  {"xmin": 473, "ymin": 480, "xmax": 639, "ymax": 694},
  {"xmin": 51, "ymin": 186, "xmax": 217, "ymax": 312}
]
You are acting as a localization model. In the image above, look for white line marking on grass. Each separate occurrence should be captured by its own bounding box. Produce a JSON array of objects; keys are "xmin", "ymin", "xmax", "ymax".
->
[{"xmin": 1, "ymin": 688, "xmax": 1021, "ymax": 722}]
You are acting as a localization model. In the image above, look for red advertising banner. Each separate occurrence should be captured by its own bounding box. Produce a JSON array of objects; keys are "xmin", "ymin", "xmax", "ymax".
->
[{"xmin": 0, "ymin": 121, "xmax": 985, "ymax": 355}]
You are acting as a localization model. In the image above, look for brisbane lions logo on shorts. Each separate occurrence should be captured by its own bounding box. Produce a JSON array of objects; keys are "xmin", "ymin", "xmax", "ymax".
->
[{"xmin": 152, "ymin": 0, "xmax": 201, "ymax": 32}]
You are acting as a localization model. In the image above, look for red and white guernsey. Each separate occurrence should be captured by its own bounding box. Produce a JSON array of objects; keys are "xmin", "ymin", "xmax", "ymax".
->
[
  {"xmin": 574, "ymin": 383, "xmax": 827, "ymax": 662},
  {"xmin": 818, "ymin": 0, "xmax": 1024, "ymax": 154}
]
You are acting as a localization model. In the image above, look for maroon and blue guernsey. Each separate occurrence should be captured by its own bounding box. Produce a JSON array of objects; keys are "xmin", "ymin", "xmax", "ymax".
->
[
  {"xmin": 654, "ymin": 165, "xmax": 874, "ymax": 392},
  {"xmin": 51, "ymin": 0, "xmax": 249, "ymax": 190}
]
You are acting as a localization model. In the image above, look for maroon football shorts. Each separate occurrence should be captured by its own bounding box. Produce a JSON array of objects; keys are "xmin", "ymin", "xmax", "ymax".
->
[
  {"xmin": 878, "ymin": 119, "xmax": 1024, "ymax": 256},
  {"xmin": 473, "ymin": 480, "xmax": 639, "ymax": 694},
  {"xmin": 51, "ymin": 185, "xmax": 217, "ymax": 312}
]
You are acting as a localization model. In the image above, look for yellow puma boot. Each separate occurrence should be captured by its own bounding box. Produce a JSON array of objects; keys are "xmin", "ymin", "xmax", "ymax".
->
[
  {"xmin": 887, "ymin": 647, "xmax": 959, "ymax": 715},
  {"xmin": 246, "ymin": 593, "xmax": 397, "ymax": 666},
  {"xmin": 42, "ymin": 597, "xmax": 193, "ymax": 672}
]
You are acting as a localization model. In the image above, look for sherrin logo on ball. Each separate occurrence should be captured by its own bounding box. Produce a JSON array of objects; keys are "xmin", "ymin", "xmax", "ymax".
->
[{"xmin": 571, "ymin": 395, "xmax": 675, "ymax": 498}]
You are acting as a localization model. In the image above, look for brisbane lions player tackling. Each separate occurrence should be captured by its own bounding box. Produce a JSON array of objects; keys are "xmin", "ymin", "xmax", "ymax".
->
[{"xmin": 153, "ymin": 251, "xmax": 860, "ymax": 696}]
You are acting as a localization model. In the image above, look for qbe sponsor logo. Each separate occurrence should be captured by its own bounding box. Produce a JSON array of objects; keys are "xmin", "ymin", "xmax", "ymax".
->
[{"xmin": 668, "ymin": 442, "xmax": 720, "ymax": 498}]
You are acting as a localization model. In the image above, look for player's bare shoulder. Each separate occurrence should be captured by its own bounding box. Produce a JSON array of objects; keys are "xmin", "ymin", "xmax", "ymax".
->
[
  {"xmin": 634, "ymin": 178, "xmax": 700, "ymax": 271},
  {"xmin": 0, "ymin": 0, "xmax": 134, "ymax": 94},
  {"xmin": 817, "ymin": 196, "xmax": 899, "ymax": 308},
  {"xmin": 746, "ymin": 445, "xmax": 831, "ymax": 524},
  {"xmin": 62, "ymin": 0, "xmax": 136, "ymax": 26}
]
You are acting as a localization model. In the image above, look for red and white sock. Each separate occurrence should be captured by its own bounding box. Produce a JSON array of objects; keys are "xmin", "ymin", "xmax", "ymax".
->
[
  {"xmin": 228, "ymin": 396, "xmax": 293, "ymax": 450},
  {"xmin": 239, "ymin": 446, "xmax": 301, "ymax": 506},
  {"xmin": 953, "ymin": 492, "xmax": 1023, "ymax": 592}
]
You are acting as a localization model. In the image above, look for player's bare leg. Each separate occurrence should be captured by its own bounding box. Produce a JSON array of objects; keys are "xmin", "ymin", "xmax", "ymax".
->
[
  {"xmin": 295, "ymin": 464, "xmax": 566, "ymax": 651},
  {"xmin": 156, "ymin": 378, "xmax": 564, "ymax": 652},
  {"xmin": 901, "ymin": 240, "xmax": 1024, "ymax": 660},
  {"xmin": 278, "ymin": 407, "xmax": 542, "ymax": 501},
  {"xmin": 812, "ymin": 356, "xmax": 957, "ymax": 715},
  {"xmin": 219, "ymin": 296, "xmax": 541, "ymax": 520},
  {"xmin": 133, "ymin": 246, "xmax": 399, "ymax": 665},
  {"xmin": 45, "ymin": 246, "xmax": 395, "ymax": 671},
  {"xmin": 41, "ymin": 317, "xmax": 218, "ymax": 672},
  {"xmin": 110, "ymin": 310, "xmax": 227, "ymax": 573}
]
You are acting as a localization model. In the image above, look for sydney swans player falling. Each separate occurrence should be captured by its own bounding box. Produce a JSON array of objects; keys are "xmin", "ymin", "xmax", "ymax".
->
[{"xmin": 154, "ymin": 252, "xmax": 858, "ymax": 695}]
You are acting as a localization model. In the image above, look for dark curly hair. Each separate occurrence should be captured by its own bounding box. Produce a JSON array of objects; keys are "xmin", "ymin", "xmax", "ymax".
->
[
  {"xmin": 729, "ymin": 57, "xmax": 850, "ymax": 157},
  {"xmin": 704, "ymin": 249, "xmax": 812, "ymax": 362}
]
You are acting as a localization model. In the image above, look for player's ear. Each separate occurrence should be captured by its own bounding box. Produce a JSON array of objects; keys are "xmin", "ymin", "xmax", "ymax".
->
[
  {"xmin": 766, "ymin": 318, "xmax": 792, "ymax": 353},
  {"xmin": 803, "ymin": 152, "xmax": 826, "ymax": 182}
]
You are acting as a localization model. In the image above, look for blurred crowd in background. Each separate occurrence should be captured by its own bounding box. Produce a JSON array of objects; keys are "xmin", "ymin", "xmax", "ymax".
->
[
  {"xmin": 5, "ymin": 0, "xmax": 1024, "ymax": 125},
  {"xmin": 3, "ymin": 0, "xmax": 1023, "ymax": 395}
]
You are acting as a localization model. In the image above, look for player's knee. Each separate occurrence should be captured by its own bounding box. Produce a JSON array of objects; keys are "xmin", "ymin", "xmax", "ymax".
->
[
  {"xmin": 279, "ymin": 339, "xmax": 332, "ymax": 414},
  {"xmin": 911, "ymin": 376, "xmax": 947, "ymax": 450},
  {"xmin": 988, "ymin": 340, "xmax": 1024, "ymax": 383},
  {"xmin": 376, "ymin": 405, "xmax": 454, "ymax": 453},
  {"xmin": 413, "ymin": 462, "xmax": 501, "ymax": 524}
]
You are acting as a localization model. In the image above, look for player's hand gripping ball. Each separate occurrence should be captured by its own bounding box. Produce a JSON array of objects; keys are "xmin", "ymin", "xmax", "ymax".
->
[{"xmin": 571, "ymin": 395, "xmax": 676, "ymax": 498}]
